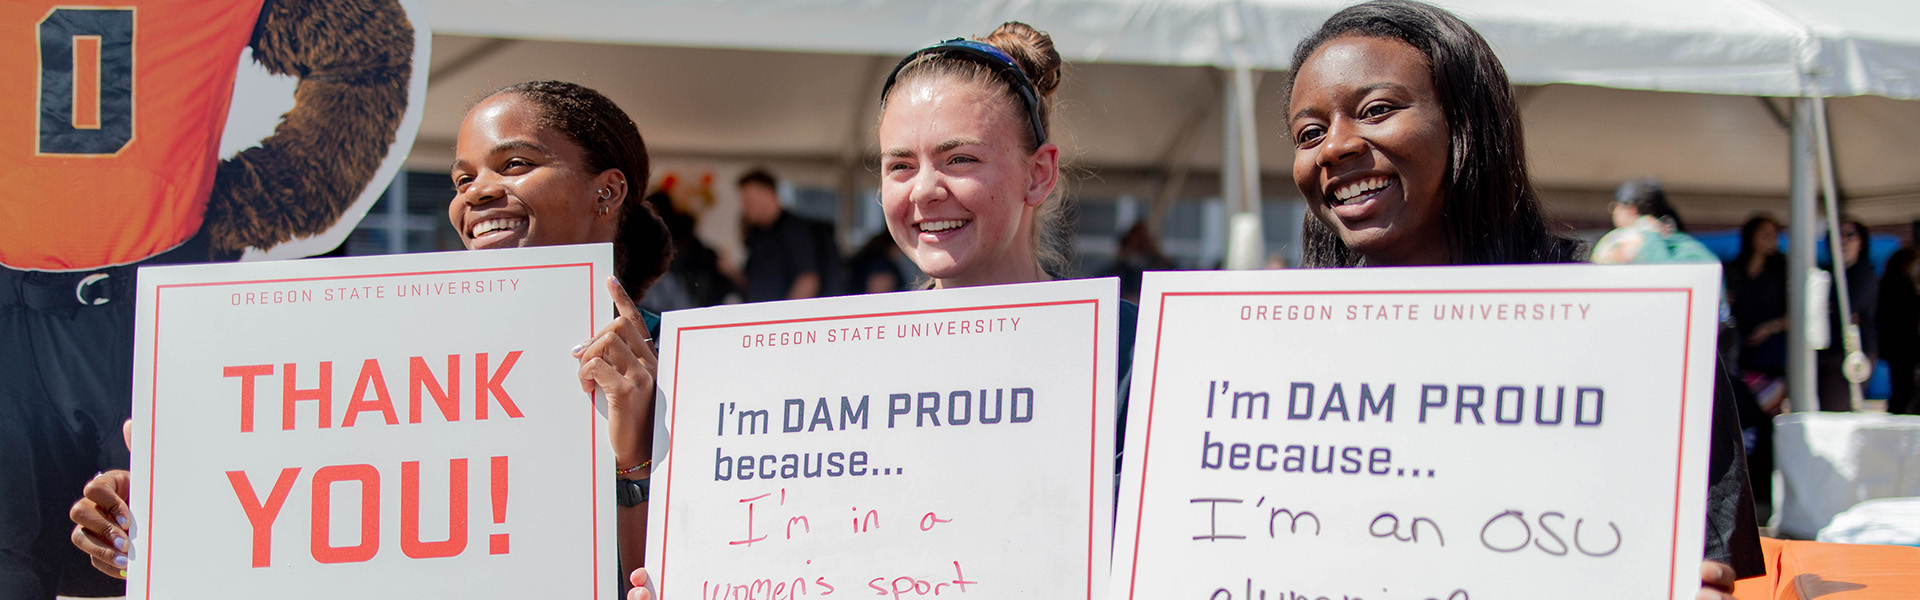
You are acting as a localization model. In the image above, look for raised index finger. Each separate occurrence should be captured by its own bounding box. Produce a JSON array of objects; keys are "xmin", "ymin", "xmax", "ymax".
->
[{"xmin": 608, "ymin": 276, "xmax": 641, "ymax": 321}]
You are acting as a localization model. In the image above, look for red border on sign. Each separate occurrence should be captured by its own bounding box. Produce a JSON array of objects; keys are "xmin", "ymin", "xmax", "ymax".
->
[
  {"xmin": 658, "ymin": 298, "xmax": 1105, "ymax": 600},
  {"xmin": 143, "ymin": 262, "xmax": 600, "ymax": 599},
  {"xmin": 1123, "ymin": 287, "xmax": 1697, "ymax": 600}
]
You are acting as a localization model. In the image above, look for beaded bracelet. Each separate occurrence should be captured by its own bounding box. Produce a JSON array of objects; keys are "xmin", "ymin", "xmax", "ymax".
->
[{"xmin": 616, "ymin": 460, "xmax": 650, "ymax": 477}]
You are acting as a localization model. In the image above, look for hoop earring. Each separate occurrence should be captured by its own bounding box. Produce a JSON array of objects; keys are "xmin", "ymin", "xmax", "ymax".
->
[{"xmin": 597, "ymin": 188, "xmax": 613, "ymax": 215}]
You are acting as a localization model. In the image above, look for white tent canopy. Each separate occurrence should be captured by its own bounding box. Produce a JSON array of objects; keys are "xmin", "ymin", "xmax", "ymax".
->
[
  {"xmin": 412, "ymin": 0, "xmax": 1920, "ymax": 226},
  {"xmin": 423, "ymin": 0, "xmax": 1920, "ymax": 98},
  {"xmin": 414, "ymin": 0, "xmax": 1920, "ymax": 410}
]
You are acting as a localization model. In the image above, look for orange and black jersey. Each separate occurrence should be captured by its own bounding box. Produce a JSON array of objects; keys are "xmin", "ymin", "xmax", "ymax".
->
[{"xmin": 1, "ymin": 0, "xmax": 264, "ymax": 271}]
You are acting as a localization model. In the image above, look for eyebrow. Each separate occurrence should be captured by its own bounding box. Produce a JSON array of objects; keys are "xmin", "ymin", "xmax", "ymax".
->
[
  {"xmin": 1288, "ymin": 82, "xmax": 1416, "ymax": 123},
  {"xmin": 882, "ymin": 136, "xmax": 989, "ymax": 159},
  {"xmin": 451, "ymin": 139, "xmax": 550, "ymax": 172}
]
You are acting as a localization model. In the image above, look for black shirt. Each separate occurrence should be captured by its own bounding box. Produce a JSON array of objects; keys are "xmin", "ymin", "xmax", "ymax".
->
[{"xmin": 743, "ymin": 212, "xmax": 822, "ymax": 303}]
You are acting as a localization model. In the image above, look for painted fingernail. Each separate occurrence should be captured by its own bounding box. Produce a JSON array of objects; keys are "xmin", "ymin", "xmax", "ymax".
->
[
  {"xmin": 114, "ymin": 554, "xmax": 127, "ymax": 568},
  {"xmin": 116, "ymin": 515, "xmax": 128, "ymax": 529},
  {"xmin": 571, "ymin": 342, "xmax": 587, "ymax": 354},
  {"xmin": 113, "ymin": 536, "xmax": 126, "ymax": 551}
]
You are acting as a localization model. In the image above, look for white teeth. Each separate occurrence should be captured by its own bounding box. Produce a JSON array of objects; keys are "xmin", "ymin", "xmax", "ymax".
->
[
  {"xmin": 471, "ymin": 218, "xmax": 526, "ymax": 238},
  {"xmin": 919, "ymin": 220, "xmax": 967, "ymax": 233},
  {"xmin": 1333, "ymin": 177, "xmax": 1393, "ymax": 204}
]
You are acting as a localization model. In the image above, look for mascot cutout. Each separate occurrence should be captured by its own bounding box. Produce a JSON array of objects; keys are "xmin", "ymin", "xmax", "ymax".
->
[{"xmin": 0, "ymin": 1, "xmax": 427, "ymax": 597}]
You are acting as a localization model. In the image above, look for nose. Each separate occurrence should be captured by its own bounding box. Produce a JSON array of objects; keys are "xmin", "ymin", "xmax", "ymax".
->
[
  {"xmin": 1315, "ymin": 116, "xmax": 1367, "ymax": 168},
  {"xmin": 460, "ymin": 171, "xmax": 505, "ymax": 207},
  {"xmin": 907, "ymin": 166, "xmax": 947, "ymax": 206}
]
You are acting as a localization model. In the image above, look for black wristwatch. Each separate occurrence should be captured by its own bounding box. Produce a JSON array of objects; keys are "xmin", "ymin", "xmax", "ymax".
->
[{"xmin": 616, "ymin": 477, "xmax": 650, "ymax": 507}]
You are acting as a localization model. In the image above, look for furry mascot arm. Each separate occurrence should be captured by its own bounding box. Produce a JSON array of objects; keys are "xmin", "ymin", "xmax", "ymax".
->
[{"xmin": 203, "ymin": 0, "xmax": 414, "ymax": 259}]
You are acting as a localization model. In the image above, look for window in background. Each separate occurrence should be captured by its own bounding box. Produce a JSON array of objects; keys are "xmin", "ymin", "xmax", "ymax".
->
[{"xmin": 343, "ymin": 170, "xmax": 462, "ymax": 255}]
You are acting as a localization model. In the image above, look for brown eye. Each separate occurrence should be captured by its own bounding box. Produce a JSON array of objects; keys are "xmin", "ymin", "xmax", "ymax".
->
[{"xmin": 1295, "ymin": 125, "xmax": 1325, "ymax": 146}]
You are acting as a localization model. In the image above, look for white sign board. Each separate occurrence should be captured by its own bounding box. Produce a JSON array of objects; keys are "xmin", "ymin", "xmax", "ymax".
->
[
  {"xmin": 647, "ymin": 279, "xmax": 1118, "ymax": 600},
  {"xmin": 1113, "ymin": 265, "xmax": 1721, "ymax": 600},
  {"xmin": 130, "ymin": 244, "xmax": 615, "ymax": 599}
]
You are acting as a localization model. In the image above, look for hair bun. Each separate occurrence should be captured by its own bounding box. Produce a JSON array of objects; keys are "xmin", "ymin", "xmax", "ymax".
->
[{"xmin": 980, "ymin": 22, "xmax": 1062, "ymax": 98}]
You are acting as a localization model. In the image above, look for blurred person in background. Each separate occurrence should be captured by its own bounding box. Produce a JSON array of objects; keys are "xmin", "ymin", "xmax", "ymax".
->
[
  {"xmin": 645, "ymin": 189, "xmax": 733, "ymax": 308},
  {"xmin": 735, "ymin": 168, "xmax": 833, "ymax": 301},
  {"xmin": 1594, "ymin": 180, "xmax": 1774, "ymax": 514},
  {"xmin": 845, "ymin": 231, "xmax": 908, "ymax": 294},
  {"xmin": 1817, "ymin": 218, "xmax": 1877, "ymax": 411},
  {"xmin": 1104, "ymin": 221, "xmax": 1177, "ymax": 302},
  {"xmin": 1879, "ymin": 245, "xmax": 1920, "ymax": 414},
  {"xmin": 1592, "ymin": 179, "xmax": 1716, "ymax": 264},
  {"xmin": 1727, "ymin": 215, "xmax": 1790, "ymax": 413}
]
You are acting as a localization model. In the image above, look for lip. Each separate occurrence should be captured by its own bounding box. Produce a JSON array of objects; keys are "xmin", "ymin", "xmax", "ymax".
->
[
  {"xmin": 464, "ymin": 212, "xmax": 529, "ymax": 249},
  {"xmin": 1322, "ymin": 173, "xmax": 1397, "ymax": 222},
  {"xmin": 913, "ymin": 218, "xmax": 971, "ymax": 241}
]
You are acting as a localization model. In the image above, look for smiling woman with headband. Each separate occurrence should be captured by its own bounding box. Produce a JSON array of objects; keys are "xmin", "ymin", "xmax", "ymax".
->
[
  {"xmin": 625, "ymin": 22, "xmax": 1141, "ymax": 599},
  {"xmin": 873, "ymin": 23, "xmax": 1071, "ymax": 289},
  {"xmin": 877, "ymin": 21, "xmax": 1142, "ymax": 486}
]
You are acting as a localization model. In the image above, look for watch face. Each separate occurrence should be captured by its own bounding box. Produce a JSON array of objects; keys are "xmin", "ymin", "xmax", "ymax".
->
[
  {"xmin": 616, "ymin": 479, "xmax": 638, "ymax": 507},
  {"xmin": 617, "ymin": 478, "xmax": 650, "ymax": 506}
]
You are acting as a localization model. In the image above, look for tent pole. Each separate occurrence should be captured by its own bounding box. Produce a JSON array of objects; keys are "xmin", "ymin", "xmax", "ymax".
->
[
  {"xmin": 1811, "ymin": 92, "xmax": 1864, "ymax": 409},
  {"xmin": 1787, "ymin": 97, "xmax": 1821, "ymax": 413},
  {"xmin": 1148, "ymin": 71, "xmax": 1222, "ymax": 233},
  {"xmin": 837, "ymin": 56, "xmax": 891, "ymax": 252},
  {"xmin": 1221, "ymin": 62, "xmax": 1264, "ymax": 270},
  {"xmin": 1219, "ymin": 3, "xmax": 1263, "ymax": 271}
]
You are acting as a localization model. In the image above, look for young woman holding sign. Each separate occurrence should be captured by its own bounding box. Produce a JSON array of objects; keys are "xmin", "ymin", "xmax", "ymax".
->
[
  {"xmin": 68, "ymin": 80, "xmax": 672, "ymax": 584},
  {"xmin": 625, "ymin": 21, "xmax": 1111, "ymax": 600},
  {"xmin": 1282, "ymin": 1, "xmax": 1762, "ymax": 596}
]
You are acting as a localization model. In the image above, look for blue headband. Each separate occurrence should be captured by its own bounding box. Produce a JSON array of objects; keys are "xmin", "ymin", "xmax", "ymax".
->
[{"xmin": 881, "ymin": 38, "xmax": 1049, "ymax": 146}]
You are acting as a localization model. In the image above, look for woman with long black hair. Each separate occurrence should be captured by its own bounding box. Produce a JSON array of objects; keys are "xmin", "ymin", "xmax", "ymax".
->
[
  {"xmin": 1728, "ymin": 215, "xmax": 1790, "ymax": 407},
  {"xmin": 1284, "ymin": 1, "xmax": 1763, "ymax": 596}
]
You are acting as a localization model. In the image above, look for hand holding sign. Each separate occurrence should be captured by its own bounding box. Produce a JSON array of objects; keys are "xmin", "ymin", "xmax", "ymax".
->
[
  {"xmin": 574, "ymin": 275, "xmax": 658, "ymax": 473},
  {"xmin": 70, "ymin": 472, "xmax": 133, "ymax": 577},
  {"xmin": 68, "ymin": 420, "xmax": 138, "ymax": 578},
  {"xmin": 574, "ymin": 274, "xmax": 660, "ymax": 577},
  {"xmin": 629, "ymin": 568, "xmax": 653, "ymax": 600},
  {"xmin": 1699, "ymin": 561, "xmax": 1737, "ymax": 599}
]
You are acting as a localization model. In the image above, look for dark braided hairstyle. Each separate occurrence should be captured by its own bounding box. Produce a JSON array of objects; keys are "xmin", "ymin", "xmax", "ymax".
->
[
  {"xmin": 1286, "ymin": 0, "xmax": 1582, "ymax": 267},
  {"xmin": 487, "ymin": 81, "xmax": 673, "ymax": 302}
]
